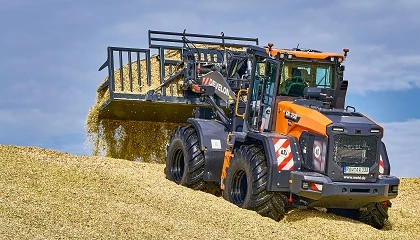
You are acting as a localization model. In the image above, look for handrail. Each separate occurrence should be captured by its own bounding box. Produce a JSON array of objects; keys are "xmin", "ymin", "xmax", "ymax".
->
[{"xmin": 235, "ymin": 89, "xmax": 248, "ymax": 118}]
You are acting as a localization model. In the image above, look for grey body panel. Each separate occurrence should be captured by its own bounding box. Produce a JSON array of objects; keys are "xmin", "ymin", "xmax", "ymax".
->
[
  {"xmin": 326, "ymin": 116, "xmax": 384, "ymax": 182},
  {"xmin": 289, "ymin": 171, "xmax": 399, "ymax": 208},
  {"xmin": 379, "ymin": 141, "xmax": 391, "ymax": 175},
  {"xmin": 322, "ymin": 111, "xmax": 375, "ymax": 124},
  {"xmin": 187, "ymin": 118, "xmax": 228, "ymax": 182}
]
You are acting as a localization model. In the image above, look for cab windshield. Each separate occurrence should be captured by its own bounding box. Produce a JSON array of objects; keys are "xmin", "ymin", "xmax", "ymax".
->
[{"xmin": 278, "ymin": 62, "xmax": 334, "ymax": 97}]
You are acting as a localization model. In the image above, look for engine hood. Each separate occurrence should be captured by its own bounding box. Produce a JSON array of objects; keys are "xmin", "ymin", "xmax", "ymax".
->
[
  {"xmin": 275, "ymin": 101, "xmax": 332, "ymax": 139},
  {"xmin": 274, "ymin": 100, "xmax": 383, "ymax": 139},
  {"xmin": 320, "ymin": 110, "xmax": 376, "ymax": 125},
  {"xmin": 321, "ymin": 109, "xmax": 383, "ymax": 138}
]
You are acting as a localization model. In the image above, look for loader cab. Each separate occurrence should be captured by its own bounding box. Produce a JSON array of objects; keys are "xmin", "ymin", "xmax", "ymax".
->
[
  {"xmin": 278, "ymin": 57, "xmax": 337, "ymax": 97},
  {"xmin": 273, "ymin": 49, "xmax": 348, "ymax": 110},
  {"xmin": 240, "ymin": 47, "xmax": 347, "ymax": 133}
]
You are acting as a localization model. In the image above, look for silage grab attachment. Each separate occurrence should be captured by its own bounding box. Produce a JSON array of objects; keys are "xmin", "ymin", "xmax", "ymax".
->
[{"xmin": 96, "ymin": 30, "xmax": 258, "ymax": 123}]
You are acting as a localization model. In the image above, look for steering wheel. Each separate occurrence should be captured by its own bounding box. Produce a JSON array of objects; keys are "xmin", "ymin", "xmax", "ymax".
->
[
  {"xmin": 284, "ymin": 77, "xmax": 310, "ymax": 97},
  {"xmin": 293, "ymin": 76, "xmax": 310, "ymax": 86},
  {"xmin": 284, "ymin": 77, "xmax": 305, "ymax": 89}
]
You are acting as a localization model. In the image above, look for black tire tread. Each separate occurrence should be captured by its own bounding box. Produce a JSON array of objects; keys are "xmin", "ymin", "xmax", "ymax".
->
[
  {"xmin": 359, "ymin": 202, "xmax": 389, "ymax": 229},
  {"xmin": 166, "ymin": 126, "xmax": 206, "ymax": 190},
  {"xmin": 225, "ymin": 145, "xmax": 288, "ymax": 221}
]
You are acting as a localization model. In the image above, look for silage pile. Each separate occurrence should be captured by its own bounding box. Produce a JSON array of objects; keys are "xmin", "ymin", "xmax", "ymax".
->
[
  {"xmin": 1, "ymin": 145, "xmax": 419, "ymax": 240},
  {"xmin": 86, "ymin": 45, "xmax": 243, "ymax": 162},
  {"xmin": 85, "ymin": 49, "xmax": 184, "ymax": 162}
]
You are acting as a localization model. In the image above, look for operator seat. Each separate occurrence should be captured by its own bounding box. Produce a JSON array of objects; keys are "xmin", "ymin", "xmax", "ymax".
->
[
  {"xmin": 286, "ymin": 69, "xmax": 307, "ymax": 97},
  {"xmin": 293, "ymin": 69, "xmax": 302, "ymax": 79},
  {"xmin": 299, "ymin": 69, "xmax": 309, "ymax": 82}
]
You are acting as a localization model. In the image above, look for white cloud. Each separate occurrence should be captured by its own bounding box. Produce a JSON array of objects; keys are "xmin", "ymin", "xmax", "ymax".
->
[
  {"xmin": 343, "ymin": 44, "xmax": 420, "ymax": 94},
  {"xmin": 381, "ymin": 119, "xmax": 420, "ymax": 177}
]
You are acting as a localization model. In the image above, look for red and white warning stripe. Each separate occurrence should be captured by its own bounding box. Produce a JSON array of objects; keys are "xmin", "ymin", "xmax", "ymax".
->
[
  {"xmin": 202, "ymin": 77, "xmax": 211, "ymax": 85},
  {"xmin": 272, "ymin": 138, "xmax": 294, "ymax": 171},
  {"xmin": 311, "ymin": 183, "xmax": 323, "ymax": 191},
  {"xmin": 379, "ymin": 154, "xmax": 385, "ymax": 174}
]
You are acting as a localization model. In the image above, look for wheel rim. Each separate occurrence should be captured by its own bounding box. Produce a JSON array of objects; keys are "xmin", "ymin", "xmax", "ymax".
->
[
  {"xmin": 171, "ymin": 148, "xmax": 185, "ymax": 182},
  {"xmin": 231, "ymin": 169, "xmax": 248, "ymax": 205}
]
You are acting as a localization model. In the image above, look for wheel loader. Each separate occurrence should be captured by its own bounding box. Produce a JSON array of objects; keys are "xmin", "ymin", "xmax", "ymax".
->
[{"xmin": 97, "ymin": 30, "xmax": 399, "ymax": 229}]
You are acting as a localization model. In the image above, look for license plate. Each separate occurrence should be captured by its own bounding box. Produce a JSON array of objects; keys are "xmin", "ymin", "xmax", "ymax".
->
[{"xmin": 344, "ymin": 166, "xmax": 369, "ymax": 175}]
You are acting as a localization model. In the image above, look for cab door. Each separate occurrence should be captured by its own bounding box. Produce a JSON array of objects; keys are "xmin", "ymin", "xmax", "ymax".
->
[{"xmin": 246, "ymin": 57, "xmax": 279, "ymax": 132}]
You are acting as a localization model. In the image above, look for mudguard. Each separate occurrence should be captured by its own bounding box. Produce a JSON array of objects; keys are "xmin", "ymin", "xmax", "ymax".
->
[
  {"xmin": 245, "ymin": 132, "xmax": 303, "ymax": 191},
  {"xmin": 187, "ymin": 118, "xmax": 229, "ymax": 182}
]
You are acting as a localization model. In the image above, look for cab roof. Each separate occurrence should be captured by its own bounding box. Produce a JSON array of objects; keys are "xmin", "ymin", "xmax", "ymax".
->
[{"xmin": 267, "ymin": 47, "xmax": 346, "ymax": 62}]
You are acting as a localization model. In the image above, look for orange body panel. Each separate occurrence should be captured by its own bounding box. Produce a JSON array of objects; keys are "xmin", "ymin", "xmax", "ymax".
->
[
  {"xmin": 266, "ymin": 48, "xmax": 345, "ymax": 62},
  {"xmin": 275, "ymin": 101, "xmax": 332, "ymax": 139},
  {"xmin": 220, "ymin": 149, "xmax": 233, "ymax": 190}
]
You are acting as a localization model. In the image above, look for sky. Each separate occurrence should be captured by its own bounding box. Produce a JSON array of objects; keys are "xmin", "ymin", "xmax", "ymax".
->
[{"xmin": 0, "ymin": 0, "xmax": 419, "ymax": 177}]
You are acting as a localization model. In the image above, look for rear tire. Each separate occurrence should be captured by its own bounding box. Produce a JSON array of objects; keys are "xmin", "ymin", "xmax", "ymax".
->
[
  {"xmin": 359, "ymin": 202, "xmax": 390, "ymax": 229},
  {"xmin": 223, "ymin": 145, "xmax": 287, "ymax": 221},
  {"xmin": 165, "ymin": 126, "xmax": 205, "ymax": 190}
]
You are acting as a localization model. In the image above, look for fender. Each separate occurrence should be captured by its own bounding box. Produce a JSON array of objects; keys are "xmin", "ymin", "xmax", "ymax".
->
[
  {"xmin": 246, "ymin": 132, "xmax": 303, "ymax": 192},
  {"xmin": 187, "ymin": 118, "xmax": 229, "ymax": 182}
]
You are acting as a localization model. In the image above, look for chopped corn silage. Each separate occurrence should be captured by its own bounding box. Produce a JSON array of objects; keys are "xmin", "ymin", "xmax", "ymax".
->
[
  {"xmin": 0, "ymin": 145, "xmax": 418, "ymax": 240},
  {"xmin": 86, "ymin": 49, "xmax": 184, "ymax": 162},
  {"xmin": 86, "ymin": 45, "xmax": 244, "ymax": 162}
]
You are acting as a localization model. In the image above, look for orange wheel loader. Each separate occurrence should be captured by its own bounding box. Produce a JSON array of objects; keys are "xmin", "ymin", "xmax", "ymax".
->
[{"xmin": 97, "ymin": 30, "xmax": 399, "ymax": 229}]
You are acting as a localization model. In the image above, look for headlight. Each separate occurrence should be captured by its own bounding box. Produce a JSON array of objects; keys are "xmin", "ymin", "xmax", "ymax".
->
[
  {"xmin": 370, "ymin": 128, "xmax": 381, "ymax": 133},
  {"xmin": 389, "ymin": 185, "xmax": 398, "ymax": 193},
  {"xmin": 332, "ymin": 127, "xmax": 345, "ymax": 132}
]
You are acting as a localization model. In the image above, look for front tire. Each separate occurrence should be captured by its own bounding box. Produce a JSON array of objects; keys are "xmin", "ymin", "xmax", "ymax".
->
[
  {"xmin": 223, "ymin": 145, "xmax": 287, "ymax": 221},
  {"xmin": 165, "ymin": 126, "xmax": 205, "ymax": 190},
  {"xmin": 359, "ymin": 201, "xmax": 390, "ymax": 229}
]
